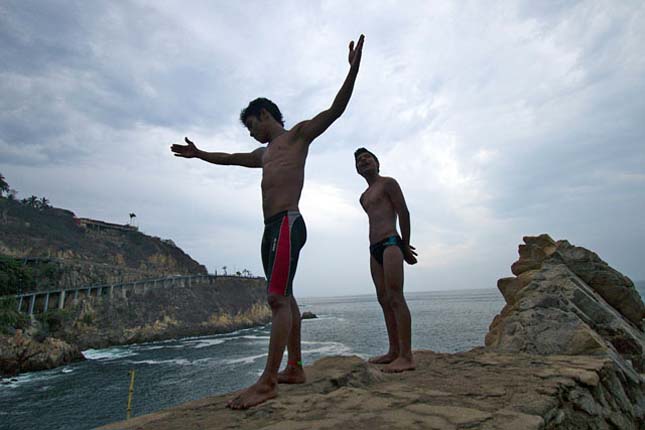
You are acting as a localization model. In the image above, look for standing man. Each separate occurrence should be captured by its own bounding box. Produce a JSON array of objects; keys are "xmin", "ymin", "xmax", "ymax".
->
[
  {"xmin": 171, "ymin": 35, "xmax": 364, "ymax": 409},
  {"xmin": 355, "ymin": 147, "xmax": 417, "ymax": 373}
]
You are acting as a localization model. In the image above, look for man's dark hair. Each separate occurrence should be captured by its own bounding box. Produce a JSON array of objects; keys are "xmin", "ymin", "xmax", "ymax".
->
[
  {"xmin": 354, "ymin": 147, "xmax": 380, "ymax": 172},
  {"xmin": 240, "ymin": 98, "xmax": 284, "ymax": 127}
]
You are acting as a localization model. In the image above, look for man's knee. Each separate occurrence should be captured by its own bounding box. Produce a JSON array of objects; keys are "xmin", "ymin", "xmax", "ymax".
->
[
  {"xmin": 268, "ymin": 294, "xmax": 290, "ymax": 309},
  {"xmin": 387, "ymin": 292, "xmax": 406, "ymax": 309},
  {"xmin": 377, "ymin": 291, "xmax": 389, "ymax": 308}
]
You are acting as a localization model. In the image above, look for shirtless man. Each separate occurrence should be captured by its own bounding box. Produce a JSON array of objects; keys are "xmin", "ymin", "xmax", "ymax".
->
[
  {"xmin": 171, "ymin": 35, "xmax": 364, "ymax": 409},
  {"xmin": 355, "ymin": 147, "xmax": 417, "ymax": 373}
]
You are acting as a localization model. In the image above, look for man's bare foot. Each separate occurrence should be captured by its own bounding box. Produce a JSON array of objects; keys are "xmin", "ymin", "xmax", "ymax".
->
[
  {"xmin": 368, "ymin": 352, "xmax": 398, "ymax": 364},
  {"xmin": 226, "ymin": 380, "xmax": 277, "ymax": 410},
  {"xmin": 382, "ymin": 356, "xmax": 416, "ymax": 373},
  {"xmin": 277, "ymin": 365, "xmax": 306, "ymax": 384}
]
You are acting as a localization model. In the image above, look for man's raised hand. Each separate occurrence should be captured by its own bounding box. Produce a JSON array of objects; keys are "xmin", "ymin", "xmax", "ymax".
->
[
  {"xmin": 171, "ymin": 137, "xmax": 198, "ymax": 158},
  {"xmin": 348, "ymin": 34, "xmax": 365, "ymax": 70}
]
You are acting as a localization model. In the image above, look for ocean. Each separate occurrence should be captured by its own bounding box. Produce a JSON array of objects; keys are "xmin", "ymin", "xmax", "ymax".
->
[{"xmin": 1, "ymin": 284, "xmax": 643, "ymax": 430}]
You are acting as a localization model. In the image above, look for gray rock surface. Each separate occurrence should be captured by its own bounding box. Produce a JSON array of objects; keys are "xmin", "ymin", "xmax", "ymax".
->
[
  {"xmin": 99, "ymin": 351, "xmax": 645, "ymax": 430},
  {"xmin": 487, "ymin": 234, "xmax": 645, "ymax": 376}
]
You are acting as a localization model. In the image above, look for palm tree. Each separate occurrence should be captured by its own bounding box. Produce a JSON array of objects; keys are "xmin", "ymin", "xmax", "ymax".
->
[
  {"xmin": 0, "ymin": 173, "xmax": 9, "ymax": 197},
  {"xmin": 39, "ymin": 197, "xmax": 50, "ymax": 209},
  {"xmin": 221, "ymin": 266, "xmax": 227, "ymax": 275},
  {"xmin": 129, "ymin": 213, "xmax": 136, "ymax": 225},
  {"xmin": 26, "ymin": 195, "xmax": 39, "ymax": 208}
]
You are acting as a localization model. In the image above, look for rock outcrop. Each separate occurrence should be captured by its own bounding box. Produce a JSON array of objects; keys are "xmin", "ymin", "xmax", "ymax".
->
[
  {"xmin": 100, "ymin": 234, "xmax": 644, "ymax": 430},
  {"xmin": 486, "ymin": 234, "xmax": 645, "ymax": 376},
  {"xmin": 0, "ymin": 329, "xmax": 84, "ymax": 376}
]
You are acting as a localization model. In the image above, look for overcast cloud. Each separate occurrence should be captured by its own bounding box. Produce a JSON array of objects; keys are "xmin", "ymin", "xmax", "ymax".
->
[{"xmin": 1, "ymin": 0, "xmax": 644, "ymax": 297}]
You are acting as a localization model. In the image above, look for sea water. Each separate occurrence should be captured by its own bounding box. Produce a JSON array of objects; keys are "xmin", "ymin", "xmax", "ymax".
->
[{"xmin": 1, "ymin": 285, "xmax": 643, "ymax": 430}]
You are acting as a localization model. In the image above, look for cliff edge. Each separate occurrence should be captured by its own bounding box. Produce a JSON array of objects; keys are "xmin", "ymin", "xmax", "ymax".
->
[{"xmin": 100, "ymin": 235, "xmax": 645, "ymax": 430}]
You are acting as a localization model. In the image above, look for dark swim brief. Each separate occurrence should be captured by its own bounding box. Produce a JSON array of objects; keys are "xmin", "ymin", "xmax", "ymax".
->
[
  {"xmin": 261, "ymin": 210, "xmax": 307, "ymax": 296},
  {"xmin": 370, "ymin": 235, "xmax": 403, "ymax": 266}
]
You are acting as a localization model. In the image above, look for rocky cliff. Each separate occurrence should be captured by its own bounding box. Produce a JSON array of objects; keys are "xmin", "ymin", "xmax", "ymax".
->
[
  {"xmin": 1, "ymin": 276, "xmax": 270, "ymax": 376},
  {"xmin": 58, "ymin": 276, "xmax": 271, "ymax": 350},
  {"xmin": 100, "ymin": 235, "xmax": 644, "ymax": 430},
  {"xmin": 0, "ymin": 198, "xmax": 206, "ymax": 292}
]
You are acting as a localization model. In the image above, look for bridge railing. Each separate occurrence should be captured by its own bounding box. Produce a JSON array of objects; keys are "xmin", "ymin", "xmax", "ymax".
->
[{"xmin": 11, "ymin": 273, "xmax": 237, "ymax": 315}]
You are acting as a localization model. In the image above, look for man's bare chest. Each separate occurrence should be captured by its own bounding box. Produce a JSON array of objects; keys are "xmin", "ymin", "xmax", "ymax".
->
[
  {"xmin": 262, "ymin": 141, "xmax": 306, "ymax": 168},
  {"xmin": 361, "ymin": 186, "xmax": 390, "ymax": 211}
]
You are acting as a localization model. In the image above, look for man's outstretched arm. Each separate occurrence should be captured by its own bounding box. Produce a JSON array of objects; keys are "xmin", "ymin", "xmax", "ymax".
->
[
  {"xmin": 171, "ymin": 137, "xmax": 264, "ymax": 168},
  {"xmin": 297, "ymin": 34, "xmax": 365, "ymax": 143},
  {"xmin": 386, "ymin": 178, "xmax": 418, "ymax": 265}
]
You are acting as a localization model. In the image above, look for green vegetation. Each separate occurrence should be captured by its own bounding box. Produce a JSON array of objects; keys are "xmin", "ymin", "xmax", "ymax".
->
[
  {"xmin": 0, "ymin": 173, "xmax": 8, "ymax": 197},
  {"xmin": 37, "ymin": 309, "xmax": 72, "ymax": 334},
  {"xmin": 0, "ymin": 172, "xmax": 48, "ymax": 206},
  {"xmin": 0, "ymin": 255, "xmax": 35, "ymax": 296},
  {"xmin": 81, "ymin": 312, "xmax": 94, "ymax": 325},
  {"xmin": 0, "ymin": 296, "xmax": 29, "ymax": 334}
]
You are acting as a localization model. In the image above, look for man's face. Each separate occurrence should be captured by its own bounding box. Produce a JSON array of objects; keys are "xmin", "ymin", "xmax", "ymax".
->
[
  {"xmin": 244, "ymin": 114, "xmax": 269, "ymax": 144},
  {"xmin": 355, "ymin": 152, "xmax": 378, "ymax": 176}
]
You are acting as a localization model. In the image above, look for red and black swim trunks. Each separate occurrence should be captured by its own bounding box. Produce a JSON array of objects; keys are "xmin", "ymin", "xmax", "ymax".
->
[{"xmin": 261, "ymin": 210, "xmax": 307, "ymax": 296}]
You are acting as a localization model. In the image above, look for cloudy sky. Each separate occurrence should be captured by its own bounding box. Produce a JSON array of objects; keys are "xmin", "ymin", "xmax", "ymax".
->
[{"xmin": 1, "ymin": 1, "xmax": 644, "ymax": 297}]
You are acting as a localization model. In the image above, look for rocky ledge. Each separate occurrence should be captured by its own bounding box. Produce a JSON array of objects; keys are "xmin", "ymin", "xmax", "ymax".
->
[
  {"xmin": 99, "ymin": 351, "xmax": 641, "ymax": 430},
  {"xmin": 0, "ymin": 329, "xmax": 84, "ymax": 377},
  {"xmin": 101, "ymin": 235, "xmax": 644, "ymax": 429}
]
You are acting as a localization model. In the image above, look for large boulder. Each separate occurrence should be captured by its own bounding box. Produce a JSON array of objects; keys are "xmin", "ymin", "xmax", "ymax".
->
[
  {"xmin": 0, "ymin": 329, "xmax": 85, "ymax": 377},
  {"xmin": 486, "ymin": 234, "xmax": 645, "ymax": 376}
]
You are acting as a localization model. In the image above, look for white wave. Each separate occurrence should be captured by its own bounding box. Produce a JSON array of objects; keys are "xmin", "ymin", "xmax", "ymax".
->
[
  {"xmin": 241, "ymin": 335, "xmax": 270, "ymax": 340},
  {"xmin": 2, "ymin": 368, "xmax": 62, "ymax": 388},
  {"xmin": 192, "ymin": 357, "xmax": 219, "ymax": 365},
  {"xmin": 222, "ymin": 353, "xmax": 267, "ymax": 365},
  {"xmin": 83, "ymin": 348, "xmax": 138, "ymax": 361},
  {"xmin": 133, "ymin": 344, "xmax": 175, "ymax": 351},
  {"xmin": 61, "ymin": 368, "xmax": 74, "ymax": 374},
  {"xmin": 303, "ymin": 342, "xmax": 352, "ymax": 356},
  {"xmin": 193, "ymin": 339, "xmax": 228, "ymax": 349},
  {"xmin": 127, "ymin": 358, "xmax": 192, "ymax": 366}
]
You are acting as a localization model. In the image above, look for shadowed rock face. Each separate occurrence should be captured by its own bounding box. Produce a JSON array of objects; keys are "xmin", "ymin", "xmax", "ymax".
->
[{"xmin": 486, "ymin": 234, "xmax": 645, "ymax": 375}]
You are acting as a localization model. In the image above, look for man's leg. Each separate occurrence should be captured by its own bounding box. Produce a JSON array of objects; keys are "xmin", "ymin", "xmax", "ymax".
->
[
  {"xmin": 277, "ymin": 295, "xmax": 306, "ymax": 383},
  {"xmin": 381, "ymin": 246, "xmax": 415, "ymax": 373},
  {"xmin": 368, "ymin": 255, "xmax": 400, "ymax": 364},
  {"xmin": 227, "ymin": 294, "xmax": 291, "ymax": 409}
]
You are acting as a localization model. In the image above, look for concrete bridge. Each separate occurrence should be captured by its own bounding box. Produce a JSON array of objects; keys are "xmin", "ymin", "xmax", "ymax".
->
[{"xmin": 13, "ymin": 274, "xmax": 253, "ymax": 315}]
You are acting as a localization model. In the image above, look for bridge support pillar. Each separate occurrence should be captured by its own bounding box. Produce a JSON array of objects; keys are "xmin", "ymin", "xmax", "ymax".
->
[
  {"xmin": 58, "ymin": 290, "xmax": 66, "ymax": 309},
  {"xmin": 44, "ymin": 293, "xmax": 50, "ymax": 312},
  {"xmin": 28, "ymin": 295, "xmax": 36, "ymax": 315}
]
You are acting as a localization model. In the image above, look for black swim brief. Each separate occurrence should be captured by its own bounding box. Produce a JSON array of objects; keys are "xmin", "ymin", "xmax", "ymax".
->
[
  {"xmin": 370, "ymin": 235, "xmax": 403, "ymax": 266},
  {"xmin": 261, "ymin": 210, "xmax": 307, "ymax": 296}
]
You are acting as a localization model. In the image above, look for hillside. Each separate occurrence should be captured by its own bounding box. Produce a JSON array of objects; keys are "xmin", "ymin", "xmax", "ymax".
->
[{"xmin": 0, "ymin": 198, "xmax": 206, "ymax": 292}]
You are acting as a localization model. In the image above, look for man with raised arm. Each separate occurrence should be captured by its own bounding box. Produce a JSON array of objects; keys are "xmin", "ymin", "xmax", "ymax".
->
[
  {"xmin": 171, "ymin": 35, "xmax": 364, "ymax": 409},
  {"xmin": 355, "ymin": 147, "xmax": 417, "ymax": 373}
]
